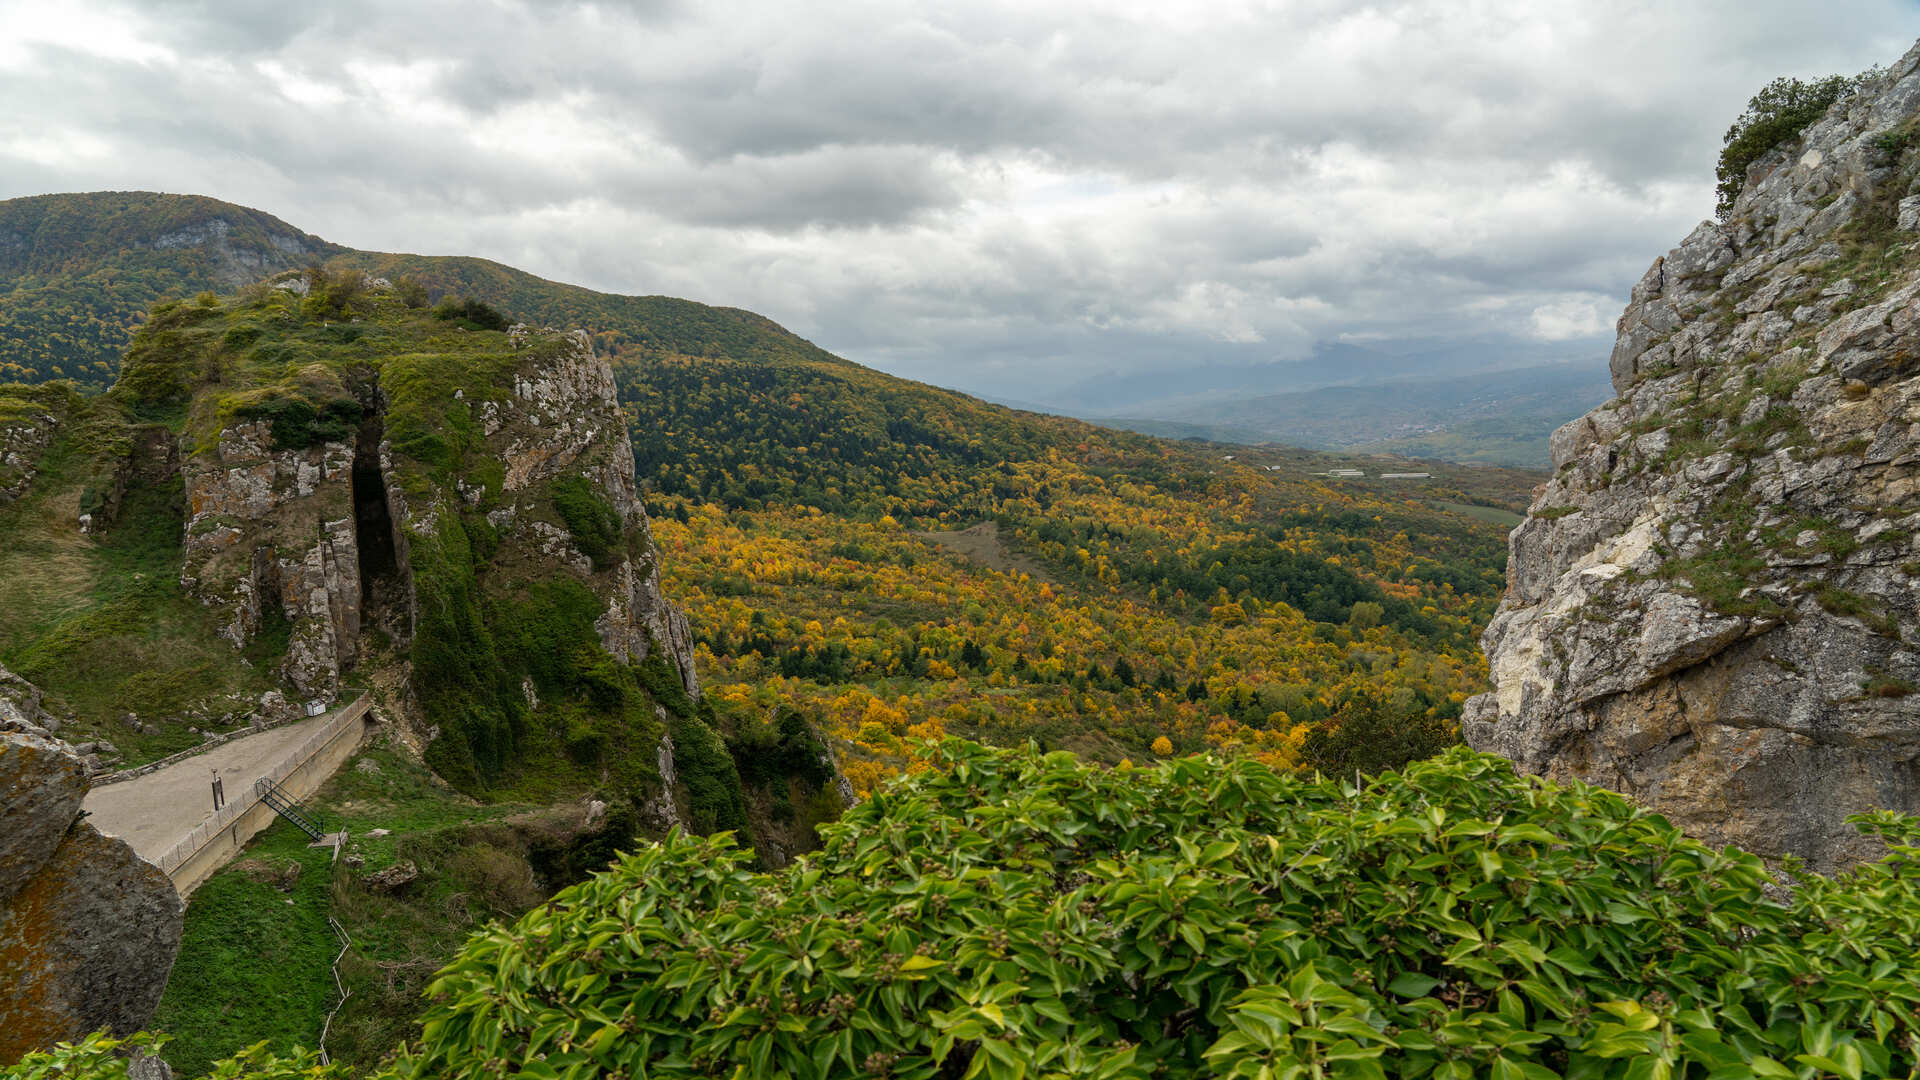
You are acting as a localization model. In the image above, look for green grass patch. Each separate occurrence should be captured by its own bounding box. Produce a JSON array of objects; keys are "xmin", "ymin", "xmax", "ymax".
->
[
  {"xmin": 1816, "ymin": 585, "xmax": 1902, "ymax": 637},
  {"xmin": 149, "ymin": 822, "xmax": 339, "ymax": 1077},
  {"xmin": 0, "ymin": 423, "xmax": 278, "ymax": 763},
  {"xmin": 1432, "ymin": 500, "xmax": 1525, "ymax": 527}
]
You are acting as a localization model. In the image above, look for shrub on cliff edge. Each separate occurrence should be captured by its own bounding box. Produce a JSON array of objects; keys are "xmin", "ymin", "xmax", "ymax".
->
[{"xmin": 1717, "ymin": 73, "xmax": 1863, "ymax": 218}]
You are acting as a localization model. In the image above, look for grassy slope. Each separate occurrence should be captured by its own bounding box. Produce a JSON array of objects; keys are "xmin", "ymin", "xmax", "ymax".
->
[
  {"xmin": 150, "ymin": 739, "xmax": 583, "ymax": 1073},
  {"xmin": 149, "ymin": 822, "xmax": 338, "ymax": 1077},
  {"xmin": 0, "ymin": 386, "xmax": 280, "ymax": 762}
]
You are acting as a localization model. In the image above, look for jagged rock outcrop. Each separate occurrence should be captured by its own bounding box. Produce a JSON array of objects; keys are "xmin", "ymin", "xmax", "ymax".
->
[
  {"xmin": 0, "ymin": 663, "xmax": 57, "ymax": 736},
  {"xmin": 181, "ymin": 420, "xmax": 361, "ymax": 696},
  {"xmin": 0, "ymin": 401, "xmax": 59, "ymax": 503},
  {"xmin": 0, "ymin": 666, "xmax": 183, "ymax": 1064},
  {"xmin": 179, "ymin": 322, "xmax": 698, "ymax": 705},
  {"xmin": 1466, "ymin": 44, "xmax": 1920, "ymax": 871},
  {"xmin": 487, "ymin": 327, "xmax": 699, "ymax": 696}
]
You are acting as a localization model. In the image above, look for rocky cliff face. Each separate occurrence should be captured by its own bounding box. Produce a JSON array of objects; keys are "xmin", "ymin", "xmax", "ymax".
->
[
  {"xmin": 179, "ymin": 317, "xmax": 699, "ymax": 707},
  {"xmin": 0, "ymin": 397, "xmax": 59, "ymax": 503},
  {"xmin": 146, "ymin": 282, "xmax": 704, "ymax": 803},
  {"xmin": 486, "ymin": 326, "xmax": 699, "ymax": 696},
  {"xmin": 1465, "ymin": 44, "xmax": 1920, "ymax": 871},
  {"xmin": 182, "ymin": 421, "xmax": 361, "ymax": 696},
  {"xmin": 0, "ymin": 665, "xmax": 183, "ymax": 1064}
]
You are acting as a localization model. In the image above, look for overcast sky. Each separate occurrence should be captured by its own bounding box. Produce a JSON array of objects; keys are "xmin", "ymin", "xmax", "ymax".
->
[{"xmin": 2, "ymin": 1, "xmax": 1916, "ymax": 401}]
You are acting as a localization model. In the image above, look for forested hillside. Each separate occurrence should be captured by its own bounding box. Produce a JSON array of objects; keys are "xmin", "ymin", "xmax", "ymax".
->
[
  {"xmin": 0, "ymin": 192, "xmax": 1542, "ymax": 784},
  {"xmin": 613, "ymin": 329, "xmax": 1534, "ymax": 778},
  {"xmin": 0, "ymin": 192, "xmax": 336, "ymax": 387}
]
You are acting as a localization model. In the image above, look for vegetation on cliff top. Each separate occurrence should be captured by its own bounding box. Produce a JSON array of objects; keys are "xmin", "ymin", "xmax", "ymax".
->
[
  {"xmin": 0, "ymin": 272, "xmax": 694, "ymax": 801},
  {"xmin": 1716, "ymin": 73, "xmax": 1866, "ymax": 218},
  {"xmin": 118, "ymin": 277, "xmax": 687, "ymax": 798},
  {"xmin": 19, "ymin": 743, "xmax": 1920, "ymax": 1079}
]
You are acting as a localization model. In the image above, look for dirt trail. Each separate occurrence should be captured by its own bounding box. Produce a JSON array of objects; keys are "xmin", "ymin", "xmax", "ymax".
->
[
  {"xmin": 916, "ymin": 520, "xmax": 1055, "ymax": 584},
  {"xmin": 82, "ymin": 711, "xmax": 336, "ymax": 863}
]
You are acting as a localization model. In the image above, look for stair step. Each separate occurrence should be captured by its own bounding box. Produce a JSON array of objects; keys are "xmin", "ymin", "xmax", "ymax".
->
[{"xmin": 254, "ymin": 776, "xmax": 325, "ymax": 841}]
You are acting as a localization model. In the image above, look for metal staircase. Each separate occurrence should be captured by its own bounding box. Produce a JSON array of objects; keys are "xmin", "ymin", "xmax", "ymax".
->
[{"xmin": 254, "ymin": 777, "xmax": 325, "ymax": 841}]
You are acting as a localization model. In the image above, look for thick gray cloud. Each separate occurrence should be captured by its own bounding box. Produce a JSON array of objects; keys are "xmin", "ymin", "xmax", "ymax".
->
[{"xmin": 1, "ymin": 0, "xmax": 1916, "ymax": 402}]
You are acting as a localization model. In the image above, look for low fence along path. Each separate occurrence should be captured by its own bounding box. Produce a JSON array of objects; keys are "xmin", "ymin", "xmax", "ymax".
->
[{"xmin": 82, "ymin": 694, "xmax": 370, "ymax": 889}]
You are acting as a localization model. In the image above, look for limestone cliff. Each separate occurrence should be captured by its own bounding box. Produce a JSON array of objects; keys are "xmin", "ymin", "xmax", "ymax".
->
[
  {"xmin": 134, "ymin": 280, "xmax": 703, "ymax": 797},
  {"xmin": 176, "ymin": 323, "xmax": 697, "ymax": 703},
  {"xmin": 0, "ymin": 277, "xmax": 706, "ymax": 810},
  {"xmin": 0, "ymin": 664, "xmax": 183, "ymax": 1064},
  {"xmin": 0, "ymin": 393, "xmax": 59, "ymax": 502},
  {"xmin": 1465, "ymin": 44, "xmax": 1920, "ymax": 871}
]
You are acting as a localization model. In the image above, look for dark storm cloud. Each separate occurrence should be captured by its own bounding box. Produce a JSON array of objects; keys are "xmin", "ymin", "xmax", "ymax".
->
[{"xmin": 2, "ymin": 0, "xmax": 1917, "ymax": 402}]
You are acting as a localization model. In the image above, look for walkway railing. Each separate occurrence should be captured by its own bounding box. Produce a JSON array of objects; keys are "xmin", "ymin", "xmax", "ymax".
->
[{"xmin": 152, "ymin": 692, "xmax": 370, "ymax": 876}]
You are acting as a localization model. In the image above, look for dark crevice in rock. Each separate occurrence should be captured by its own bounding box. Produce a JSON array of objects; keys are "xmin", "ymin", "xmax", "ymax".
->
[
  {"xmin": 351, "ymin": 406, "xmax": 411, "ymax": 659},
  {"xmin": 352, "ymin": 420, "xmax": 398, "ymax": 595}
]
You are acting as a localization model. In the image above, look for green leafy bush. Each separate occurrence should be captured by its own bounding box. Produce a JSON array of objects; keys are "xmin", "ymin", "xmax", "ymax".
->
[
  {"xmin": 1716, "ymin": 74, "xmax": 1861, "ymax": 218},
  {"xmin": 21, "ymin": 745, "xmax": 1920, "ymax": 1079},
  {"xmin": 233, "ymin": 395, "xmax": 365, "ymax": 451},
  {"xmin": 551, "ymin": 475, "xmax": 623, "ymax": 571},
  {"xmin": 432, "ymin": 296, "xmax": 510, "ymax": 332},
  {"xmin": 395, "ymin": 276, "xmax": 431, "ymax": 309},
  {"xmin": 1303, "ymin": 692, "xmax": 1457, "ymax": 778},
  {"xmin": 2, "ymin": 1033, "xmax": 339, "ymax": 1080},
  {"xmin": 379, "ymin": 743, "xmax": 1919, "ymax": 1080},
  {"xmin": 728, "ymin": 707, "xmax": 834, "ymax": 789},
  {"xmin": 670, "ymin": 709, "xmax": 750, "ymax": 835},
  {"xmin": 635, "ymin": 648, "xmax": 695, "ymax": 719}
]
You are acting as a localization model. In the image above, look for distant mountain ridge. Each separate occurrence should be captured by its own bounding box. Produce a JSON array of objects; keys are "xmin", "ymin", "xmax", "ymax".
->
[
  {"xmin": 1043, "ymin": 340, "xmax": 1596, "ymax": 418},
  {"xmin": 0, "ymin": 191, "xmax": 1603, "ymax": 467},
  {"xmin": 0, "ymin": 192, "xmax": 339, "ymax": 386},
  {"xmin": 0, "ymin": 191, "xmax": 846, "ymax": 393},
  {"xmin": 1091, "ymin": 361, "xmax": 1614, "ymax": 466},
  {"xmin": 0, "ymin": 191, "xmax": 339, "ymax": 278}
]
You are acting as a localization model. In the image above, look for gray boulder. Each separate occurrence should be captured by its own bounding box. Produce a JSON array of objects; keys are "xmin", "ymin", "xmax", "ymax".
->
[
  {"xmin": 0, "ymin": 668, "xmax": 184, "ymax": 1064},
  {"xmin": 0, "ymin": 821, "xmax": 184, "ymax": 1062}
]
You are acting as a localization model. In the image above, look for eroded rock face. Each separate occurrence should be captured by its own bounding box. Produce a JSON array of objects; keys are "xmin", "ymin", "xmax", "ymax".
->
[
  {"xmin": 0, "ymin": 669, "xmax": 183, "ymax": 1065},
  {"xmin": 1466, "ymin": 43, "xmax": 1920, "ymax": 872},
  {"xmin": 172, "ymin": 319, "xmax": 698, "ymax": 791},
  {"xmin": 0, "ymin": 403, "xmax": 59, "ymax": 503},
  {"xmin": 0, "ymin": 723, "xmax": 84, "ymax": 905},
  {"xmin": 181, "ymin": 419, "xmax": 361, "ymax": 696},
  {"xmin": 475, "ymin": 327, "xmax": 699, "ymax": 698}
]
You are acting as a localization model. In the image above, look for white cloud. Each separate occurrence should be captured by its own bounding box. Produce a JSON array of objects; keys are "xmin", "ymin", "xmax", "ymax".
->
[
  {"xmin": 0, "ymin": 1, "xmax": 177, "ymax": 68},
  {"xmin": 1, "ymin": 0, "xmax": 1916, "ymax": 401},
  {"xmin": 1528, "ymin": 297, "xmax": 1612, "ymax": 342}
]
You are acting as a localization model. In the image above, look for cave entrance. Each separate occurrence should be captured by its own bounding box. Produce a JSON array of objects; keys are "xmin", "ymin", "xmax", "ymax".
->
[{"xmin": 352, "ymin": 413, "xmax": 409, "ymax": 654}]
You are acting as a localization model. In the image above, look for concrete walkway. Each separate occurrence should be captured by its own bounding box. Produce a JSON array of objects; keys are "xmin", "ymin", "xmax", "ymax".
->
[{"xmin": 83, "ymin": 712, "xmax": 336, "ymax": 864}]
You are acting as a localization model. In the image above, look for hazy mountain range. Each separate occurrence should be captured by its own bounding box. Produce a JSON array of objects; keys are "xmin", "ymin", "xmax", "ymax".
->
[{"xmin": 1002, "ymin": 343, "xmax": 1610, "ymax": 466}]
